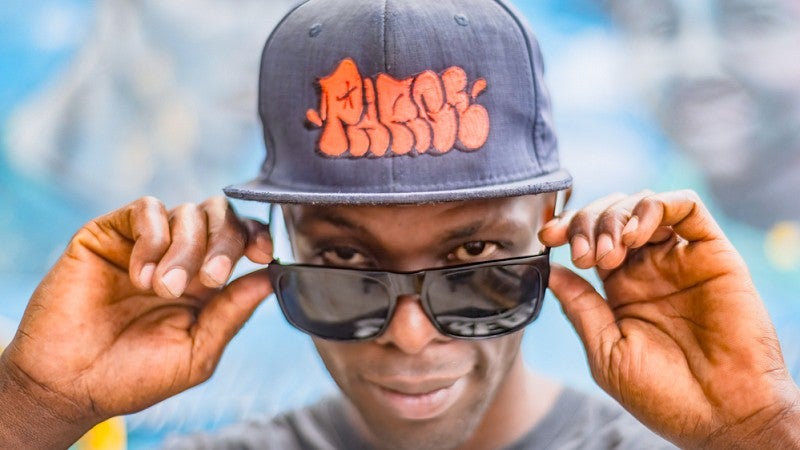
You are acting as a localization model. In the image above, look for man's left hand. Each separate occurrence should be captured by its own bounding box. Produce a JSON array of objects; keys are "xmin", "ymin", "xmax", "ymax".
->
[{"xmin": 540, "ymin": 190, "xmax": 800, "ymax": 448}]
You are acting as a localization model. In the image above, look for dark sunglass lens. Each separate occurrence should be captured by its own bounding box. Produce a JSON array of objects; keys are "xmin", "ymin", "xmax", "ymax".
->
[
  {"xmin": 427, "ymin": 264, "xmax": 541, "ymax": 337},
  {"xmin": 276, "ymin": 270, "xmax": 391, "ymax": 340}
]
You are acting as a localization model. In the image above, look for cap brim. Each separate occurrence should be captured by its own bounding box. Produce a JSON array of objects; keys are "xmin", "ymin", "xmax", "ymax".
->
[{"xmin": 224, "ymin": 169, "xmax": 572, "ymax": 205}]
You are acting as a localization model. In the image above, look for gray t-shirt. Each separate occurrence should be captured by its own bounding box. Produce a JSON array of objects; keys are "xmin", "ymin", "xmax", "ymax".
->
[{"xmin": 163, "ymin": 388, "xmax": 677, "ymax": 449}]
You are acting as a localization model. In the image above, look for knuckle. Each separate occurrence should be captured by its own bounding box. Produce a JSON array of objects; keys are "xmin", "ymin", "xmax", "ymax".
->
[
  {"xmin": 134, "ymin": 196, "xmax": 166, "ymax": 214},
  {"xmin": 205, "ymin": 195, "xmax": 229, "ymax": 208},
  {"xmin": 169, "ymin": 203, "xmax": 204, "ymax": 227},
  {"xmin": 597, "ymin": 209, "xmax": 625, "ymax": 231},
  {"xmin": 567, "ymin": 211, "xmax": 593, "ymax": 235},
  {"xmin": 173, "ymin": 202, "xmax": 200, "ymax": 216},
  {"xmin": 636, "ymin": 195, "xmax": 658, "ymax": 212},
  {"xmin": 217, "ymin": 228, "xmax": 248, "ymax": 252},
  {"xmin": 679, "ymin": 189, "xmax": 702, "ymax": 204},
  {"xmin": 638, "ymin": 189, "xmax": 656, "ymax": 197}
]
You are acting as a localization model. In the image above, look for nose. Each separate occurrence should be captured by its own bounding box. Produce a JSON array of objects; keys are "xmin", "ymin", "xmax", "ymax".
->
[{"xmin": 374, "ymin": 295, "xmax": 450, "ymax": 353}]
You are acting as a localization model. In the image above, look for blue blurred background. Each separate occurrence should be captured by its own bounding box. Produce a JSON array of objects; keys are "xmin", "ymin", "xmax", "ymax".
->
[{"xmin": 1, "ymin": 0, "xmax": 799, "ymax": 448}]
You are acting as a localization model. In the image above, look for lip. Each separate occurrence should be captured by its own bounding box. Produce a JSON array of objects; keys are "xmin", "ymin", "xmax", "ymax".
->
[{"xmin": 368, "ymin": 377, "xmax": 467, "ymax": 421}]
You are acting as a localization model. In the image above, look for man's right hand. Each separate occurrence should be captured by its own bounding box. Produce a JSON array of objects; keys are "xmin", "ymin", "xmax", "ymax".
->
[{"xmin": 0, "ymin": 196, "xmax": 273, "ymax": 448}]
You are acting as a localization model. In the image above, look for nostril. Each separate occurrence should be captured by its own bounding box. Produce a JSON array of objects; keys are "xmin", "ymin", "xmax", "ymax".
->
[
  {"xmin": 374, "ymin": 295, "xmax": 446, "ymax": 353},
  {"xmin": 309, "ymin": 23, "xmax": 323, "ymax": 37},
  {"xmin": 454, "ymin": 14, "xmax": 469, "ymax": 27}
]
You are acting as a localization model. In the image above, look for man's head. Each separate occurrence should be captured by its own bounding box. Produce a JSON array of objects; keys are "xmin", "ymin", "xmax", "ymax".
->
[{"xmin": 226, "ymin": 0, "xmax": 570, "ymax": 448}]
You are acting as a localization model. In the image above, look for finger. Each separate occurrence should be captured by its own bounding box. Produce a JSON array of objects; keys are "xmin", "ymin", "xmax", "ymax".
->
[
  {"xmin": 540, "ymin": 193, "xmax": 627, "ymax": 255},
  {"xmin": 548, "ymin": 264, "xmax": 620, "ymax": 370},
  {"xmin": 623, "ymin": 190, "xmax": 722, "ymax": 249},
  {"xmin": 188, "ymin": 269, "xmax": 273, "ymax": 383},
  {"xmin": 152, "ymin": 204, "xmax": 208, "ymax": 299},
  {"xmin": 242, "ymin": 218, "xmax": 273, "ymax": 265},
  {"xmin": 125, "ymin": 197, "xmax": 171, "ymax": 290},
  {"xmin": 647, "ymin": 226, "xmax": 675, "ymax": 245},
  {"xmin": 198, "ymin": 197, "xmax": 248, "ymax": 288},
  {"xmin": 539, "ymin": 209, "xmax": 577, "ymax": 247},
  {"xmin": 565, "ymin": 193, "xmax": 627, "ymax": 269},
  {"xmin": 593, "ymin": 190, "xmax": 655, "ymax": 271}
]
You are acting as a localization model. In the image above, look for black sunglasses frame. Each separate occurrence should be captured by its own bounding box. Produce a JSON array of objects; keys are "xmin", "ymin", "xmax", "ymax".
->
[{"xmin": 266, "ymin": 251, "xmax": 551, "ymax": 341}]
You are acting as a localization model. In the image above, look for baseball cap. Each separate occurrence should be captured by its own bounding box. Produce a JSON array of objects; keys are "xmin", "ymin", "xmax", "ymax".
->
[{"xmin": 224, "ymin": 0, "xmax": 571, "ymax": 205}]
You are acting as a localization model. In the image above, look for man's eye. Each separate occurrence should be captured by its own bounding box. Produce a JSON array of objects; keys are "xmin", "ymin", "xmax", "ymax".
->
[
  {"xmin": 450, "ymin": 241, "xmax": 499, "ymax": 262},
  {"xmin": 320, "ymin": 247, "xmax": 368, "ymax": 267}
]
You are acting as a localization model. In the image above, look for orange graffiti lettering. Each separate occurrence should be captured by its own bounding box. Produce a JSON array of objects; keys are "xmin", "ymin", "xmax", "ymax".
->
[
  {"xmin": 376, "ymin": 73, "xmax": 432, "ymax": 155},
  {"xmin": 347, "ymin": 78, "xmax": 390, "ymax": 157},
  {"xmin": 306, "ymin": 58, "xmax": 490, "ymax": 158},
  {"xmin": 305, "ymin": 58, "xmax": 364, "ymax": 157},
  {"xmin": 413, "ymin": 70, "xmax": 457, "ymax": 153},
  {"xmin": 442, "ymin": 67, "xmax": 490, "ymax": 150}
]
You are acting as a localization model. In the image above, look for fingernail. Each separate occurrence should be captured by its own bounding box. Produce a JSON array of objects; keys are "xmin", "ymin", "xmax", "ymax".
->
[
  {"xmin": 596, "ymin": 234, "xmax": 614, "ymax": 260},
  {"xmin": 571, "ymin": 235, "xmax": 590, "ymax": 261},
  {"xmin": 622, "ymin": 216, "xmax": 639, "ymax": 236},
  {"xmin": 204, "ymin": 255, "xmax": 232, "ymax": 285},
  {"xmin": 162, "ymin": 268, "xmax": 188, "ymax": 297},
  {"xmin": 139, "ymin": 263, "xmax": 155, "ymax": 289}
]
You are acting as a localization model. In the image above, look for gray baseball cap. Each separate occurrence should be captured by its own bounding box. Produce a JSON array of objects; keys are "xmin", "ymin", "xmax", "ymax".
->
[{"xmin": 224, "ymin": 0, "xmax": 571, "ymax": 205}]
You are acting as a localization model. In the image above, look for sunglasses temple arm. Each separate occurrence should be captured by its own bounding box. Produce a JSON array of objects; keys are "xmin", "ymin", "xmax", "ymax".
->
[{"xmin": 554, "ymin": 189, "xmax": 567, "ymax": 218}]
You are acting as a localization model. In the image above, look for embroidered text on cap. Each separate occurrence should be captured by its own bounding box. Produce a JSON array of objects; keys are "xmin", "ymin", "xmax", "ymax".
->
[{"xmin": 306, "ymin": 58, "xmax": 490, "ymax": 158}]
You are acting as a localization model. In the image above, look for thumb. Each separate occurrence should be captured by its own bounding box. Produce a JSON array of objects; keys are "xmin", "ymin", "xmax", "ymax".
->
[
  {"xmin": 548, "ymin": 264, "xmax": 620, "ymax": 364},
  {"xmin": 189, "ymin": 269, "xmax": 273, "ymax": 380}
]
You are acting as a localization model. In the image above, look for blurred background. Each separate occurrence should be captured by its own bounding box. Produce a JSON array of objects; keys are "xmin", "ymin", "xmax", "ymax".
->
[{"xmin": 1, "ymin": 0, "xmax": 799, "ymax": 448}]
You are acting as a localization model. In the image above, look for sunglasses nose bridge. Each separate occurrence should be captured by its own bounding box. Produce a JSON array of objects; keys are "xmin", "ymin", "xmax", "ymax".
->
[{"xmin": 387, "ymin": 272, "xmax": 424, "ymax": 299}]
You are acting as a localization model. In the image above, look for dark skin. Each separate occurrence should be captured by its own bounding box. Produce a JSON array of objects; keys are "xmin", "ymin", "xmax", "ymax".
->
[
  {"xmin": 281, "ymin": 196, "xmax": 559, "ymax": 450},
  {"xmin": 0, "ymin": 190, "xmax": 799, "ymax": 449}
]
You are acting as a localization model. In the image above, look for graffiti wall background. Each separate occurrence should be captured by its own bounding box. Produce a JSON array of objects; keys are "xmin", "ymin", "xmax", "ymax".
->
[{"xmin": 1, "ymin": 0, "xmax": 798, "ymax": 447}]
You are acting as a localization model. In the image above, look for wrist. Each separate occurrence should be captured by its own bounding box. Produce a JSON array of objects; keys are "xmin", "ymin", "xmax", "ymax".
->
[
  {"xmin": 704, "ymin": 386, "xmax": 800, "ymax": 450},
  {"xmin": 0, "ymin": 355, "xmax": 97, "ymax": 449},
  {"xmin": 749, "ymin": 391, "xmax": 800, "ymax": 449}
]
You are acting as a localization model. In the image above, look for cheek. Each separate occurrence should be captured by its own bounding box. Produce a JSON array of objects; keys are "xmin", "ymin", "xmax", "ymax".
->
[
  {"xmin": 466, "ymin": 333, "xmax": 525, "ymax": 392},
  {"xmin": 312, "ymin": 339, "xmax": 365, "ymax": 391},
  {"xmin": 312, "ymin": 333, "xmax": 523, "ymax": 390}
]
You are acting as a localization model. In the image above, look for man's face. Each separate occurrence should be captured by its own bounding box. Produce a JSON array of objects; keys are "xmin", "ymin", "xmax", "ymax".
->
[
  {"xmin": 608, "ymin": 0, "xmax": 800, "ymax": 178},
  {"xmin": 282, "ymin": 195, "xmax": 551, "ymax": 450}
]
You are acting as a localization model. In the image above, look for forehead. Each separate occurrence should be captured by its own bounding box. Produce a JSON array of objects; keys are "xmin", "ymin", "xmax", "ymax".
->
[{"xmin": 279, "ymin": 194, "xmax": 557, "ymax": 267}]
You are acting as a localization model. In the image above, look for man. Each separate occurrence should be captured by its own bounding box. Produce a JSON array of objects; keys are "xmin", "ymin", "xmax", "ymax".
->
[{"xmin": 1, "ymin": 0, "xmax": 799, "ymax": 449}]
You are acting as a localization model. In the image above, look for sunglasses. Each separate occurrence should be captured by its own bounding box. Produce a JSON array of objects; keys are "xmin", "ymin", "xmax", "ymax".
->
[{"xmin": 266, "ymin": 252, "xmax": 550, "ymax": 341}]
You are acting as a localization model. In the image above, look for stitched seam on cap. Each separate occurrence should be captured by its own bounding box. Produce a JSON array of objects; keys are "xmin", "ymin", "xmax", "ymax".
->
[
  {"xmin": 272, "ymin": 167, "xmax": 552, "ymax": 192},
  {"xmin": 382, "ymin": 0, "xmax": 396, "ymax": 192},
  {"xmin": 493, "ymin": 0, "xmax": 541, "ymax": 170},
  {"xmin": 390, "ymin": 168, "xmax": 548, "ymax": 190}
]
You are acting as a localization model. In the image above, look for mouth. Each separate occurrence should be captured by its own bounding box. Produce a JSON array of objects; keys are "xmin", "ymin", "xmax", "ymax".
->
[{"xmin": 368, "ymin": 377, "xmax": 467, "ymax": 421}]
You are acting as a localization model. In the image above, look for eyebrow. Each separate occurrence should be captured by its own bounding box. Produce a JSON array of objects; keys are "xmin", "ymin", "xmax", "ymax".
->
[
  {"xmin": 304, "ymin": 209, "xmax": 370, "ymax": 234},
  {"xmin": 440, "ymin": 220, "xmax": 487, "ymax": 243}
]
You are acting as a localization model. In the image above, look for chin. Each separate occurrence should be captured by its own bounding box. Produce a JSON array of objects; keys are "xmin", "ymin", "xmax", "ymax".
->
[{"xmin": 353, "ymin": 401, "xmax": 486, "ymax": 450}]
